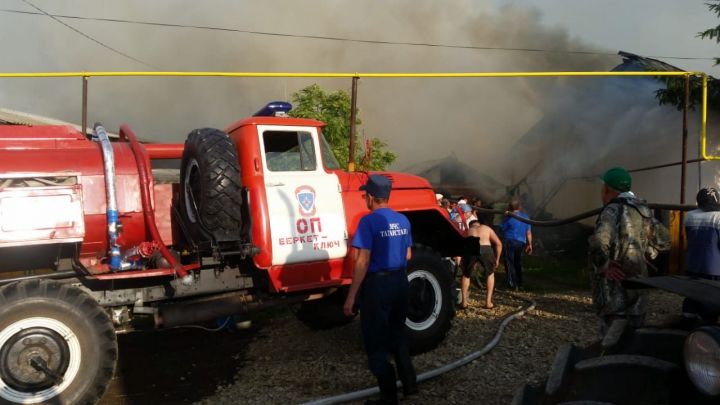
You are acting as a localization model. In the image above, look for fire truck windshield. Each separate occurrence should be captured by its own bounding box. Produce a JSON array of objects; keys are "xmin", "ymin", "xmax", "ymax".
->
[{"xmin": 319, "ymin": 132, "xmax": 341, "ymax": 170}]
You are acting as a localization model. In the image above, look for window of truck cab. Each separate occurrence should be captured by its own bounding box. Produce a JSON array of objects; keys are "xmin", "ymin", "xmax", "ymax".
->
[
  {"xmin": 318, "ymin": 129, "xmax": 341, "ymax": 170},
  {"xmin": 262, "ymin": 130, "xmax": 318, "ymax": 172}
]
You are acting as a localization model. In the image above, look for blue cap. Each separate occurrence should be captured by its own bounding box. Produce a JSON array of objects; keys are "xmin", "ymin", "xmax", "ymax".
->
[
  {"xmin": 360, "ymin": 174, "xmax": 392, "ymax": 199},
  {"xmin": 461, "ymin": 204, "xmax": 472, "ymax": 213}
]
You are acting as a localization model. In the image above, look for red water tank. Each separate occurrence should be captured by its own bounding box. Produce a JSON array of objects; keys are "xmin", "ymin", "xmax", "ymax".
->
[{"xmin": 0, "ymin": 125, "xmax": 171, "ymax": 273}]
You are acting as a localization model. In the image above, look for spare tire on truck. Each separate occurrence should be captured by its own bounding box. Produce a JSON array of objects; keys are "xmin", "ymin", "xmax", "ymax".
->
[
  {"xmin": 406, "ymin": 246, "xmax": 455, "ymax": 354},
  {"xmin": 0, "ymin": 280, "xmax": 117, "ymax": 405},
  {"xmin": 180, "ymin": 128, "xmax": 244, "ymax": 243}
]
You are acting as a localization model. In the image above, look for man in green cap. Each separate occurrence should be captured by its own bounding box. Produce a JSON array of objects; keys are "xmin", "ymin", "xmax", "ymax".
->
[{"xmin": 588, "ymin": 167, "xmax": 670, "ymax": 335}]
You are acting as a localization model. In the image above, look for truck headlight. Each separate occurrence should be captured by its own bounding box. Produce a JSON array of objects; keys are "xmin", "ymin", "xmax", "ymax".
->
[{"xmin": 684, "ymin": 326, "xmax": 720, "ymax": 397}]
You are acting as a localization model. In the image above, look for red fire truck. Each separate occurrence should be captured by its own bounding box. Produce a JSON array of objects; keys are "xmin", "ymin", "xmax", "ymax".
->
[{"xmin": 0, "ymin": 101, "xmax": 470, "ymax": 404}]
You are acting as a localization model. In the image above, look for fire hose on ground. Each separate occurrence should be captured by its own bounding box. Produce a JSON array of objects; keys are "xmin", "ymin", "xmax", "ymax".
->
[
  {"xmin": 302, "ymin": 202, "xmax": 695, "ymax": 404},
  {"xmin": 301, "ymin": 292, "xmax": 537, "ymax": 405}
]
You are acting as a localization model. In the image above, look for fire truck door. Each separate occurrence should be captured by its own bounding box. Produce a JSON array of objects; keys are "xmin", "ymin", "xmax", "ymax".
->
[{"xmin": 258, "ymin": 125, "xmax": 348, "ymax": 265}]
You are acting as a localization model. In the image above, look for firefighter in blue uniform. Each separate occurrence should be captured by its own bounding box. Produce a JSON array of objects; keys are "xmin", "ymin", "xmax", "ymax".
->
[{"xmin": 343, "ymin": 174, "xmax": 418, "ymax": 405}]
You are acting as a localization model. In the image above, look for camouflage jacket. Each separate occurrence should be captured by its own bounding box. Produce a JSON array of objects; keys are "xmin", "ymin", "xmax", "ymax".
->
[{"xmin": 588, "ymin": 194, "xmax": 671, "ymax": 277}]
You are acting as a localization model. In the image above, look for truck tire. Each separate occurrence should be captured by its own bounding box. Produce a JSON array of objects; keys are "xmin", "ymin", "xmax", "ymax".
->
[
  {"xmin": 406, "ymin": 247, "xmax": 455, "ymax": 354},
  {"xmin": 0, "ymin": 280, "xmax": 117, "ymax": 405},
  {"xmin": 296, "ymin": 288, "xmax": 357, "ymax": 330},
  {"xmin": 180, "ymin": 128, "xmax": 243, "ymax": 242},
  {"xmin": 514, "ymin": 325, "xmax": 715, "ymax": 405}
]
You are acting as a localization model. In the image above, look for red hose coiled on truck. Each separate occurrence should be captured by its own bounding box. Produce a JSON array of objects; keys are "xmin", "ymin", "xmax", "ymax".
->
[{"xmin": 119, "ymin": 124, "xmax": 187, "ymax": 278}]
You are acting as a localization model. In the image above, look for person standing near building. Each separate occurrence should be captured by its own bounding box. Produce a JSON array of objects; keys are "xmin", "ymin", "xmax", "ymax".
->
[
  {"xmin": 460, "ymin": 219, "xmax": 502, "ymax": 309},
  {"xmin": 440, "ymin": 198, "xmax": 451, "ymax": 217},
  {"xmin": 500, "ymin": 198, "xmax": 532, "ymax": 290},
  {"xmin": 343, "ymin": 174, "xmax": 418, "ymax": 404},
  {"xmin": 683, "ymin": 187, "xmax": 720, "ymax": 320},
  {"xmin": 463, "ymin": 203, "xmax": 478, "ymax": 228},
  {"xmin": 685, "ymin": 187, "xmax": 720, "ymax": 280},
  {"xmin": 452, "ymin": 203, "xmax": 467, "ymax": 231},
  {"xmin": 588, "ymin": 167, "xmax": 670, "ymax": 335}
]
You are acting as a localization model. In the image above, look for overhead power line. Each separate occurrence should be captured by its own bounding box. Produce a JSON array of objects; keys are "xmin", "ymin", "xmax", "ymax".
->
[
  {"xmin": 17, "ymin": 1, "xmax": 154, "ymax": 69},
  {"xmin": 2, "ymin": 7, "xmax": 716, "ymax": 62}
]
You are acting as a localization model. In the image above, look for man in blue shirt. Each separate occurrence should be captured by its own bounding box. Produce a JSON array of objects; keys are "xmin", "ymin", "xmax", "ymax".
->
[
  {"xmin": 683, "ymin": 187, "xmax": 720, "ymax": 321},
  {"xmin": 343, "ymin": 174, "xmax": 417, "ymax": 405},
  {"xmin": 500, "ymin": 198, "xmax": 533, "ymax": 290},
  {"xmin": 685, "ymin": 187, "xmax": 720, "ymax": 279}
]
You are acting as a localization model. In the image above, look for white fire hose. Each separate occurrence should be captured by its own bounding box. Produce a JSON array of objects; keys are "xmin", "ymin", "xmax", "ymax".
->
[{"xmin": 300, "ymin": 291, "xmax": 537, "ymax": 405}]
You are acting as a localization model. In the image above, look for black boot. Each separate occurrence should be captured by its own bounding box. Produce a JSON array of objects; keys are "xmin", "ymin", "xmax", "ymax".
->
[
  {"xmin": 395, "ymin": 350, "xmax": 418, "ymax": 397},
  {"xmin": 397, "ymin": 365, "xmax": 417, "ymax": 397},
  {"xmin": 365, "ymin": 370, "xmax": 398, "ymax": 405},
  {"xmin": 402, "ymin": 380, "xmax": 418, "ymax": 397}
]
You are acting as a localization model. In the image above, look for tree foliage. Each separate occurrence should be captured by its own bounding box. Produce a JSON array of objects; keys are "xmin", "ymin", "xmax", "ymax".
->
[
  {"xmin": 289, "ymin": 84, "xmax": 396, "ymax": 171},
  {"xmin": 654, "ymin": 76, "xmax": 719, "ymax": 112},
  {"xmin": 656, "ymin": 1, "xmax": 720, "ymax": 111},
  {"xmin": 699, "ymin": 0, "xmax": 720, "ymax": 66}
]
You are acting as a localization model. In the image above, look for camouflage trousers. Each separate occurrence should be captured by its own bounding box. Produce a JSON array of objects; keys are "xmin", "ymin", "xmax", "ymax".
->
[{"xmin": 591, "ymin": 273, "xmax": 647, "ymax": 333}]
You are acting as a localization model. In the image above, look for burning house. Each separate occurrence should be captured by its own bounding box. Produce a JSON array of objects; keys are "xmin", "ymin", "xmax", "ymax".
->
[
  {"xmin": 403, "ymin": 152, "xmax": 506, "ymax": 203},
  {"xmin": 506, "ymin": 51, "xmax": 720, "ymax": 220}
]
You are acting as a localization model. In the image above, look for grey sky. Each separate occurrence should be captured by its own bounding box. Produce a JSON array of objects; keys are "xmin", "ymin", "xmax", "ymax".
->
[
  {"xmin": 3, "ymin": 0, "xmax": 719, "ymax": 74},
  {"xmin": 506, "ymin": 0, "xmax": 720, "ymax": 75}
]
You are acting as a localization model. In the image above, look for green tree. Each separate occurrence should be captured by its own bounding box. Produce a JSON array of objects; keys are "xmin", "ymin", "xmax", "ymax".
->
[
  {"xmin": 656, "ymin": 1, "xmax": 720, "ymax": 110},
  {"xmin": 699, "ymin": 0, "xmax": 720, "ymax": 66},
  {"xmin": 654, "ymin": 75, "xmax": 717, "ymax": 112},
  {"xmin": 289, "ymin": 84, "xmax": 396, "ymax": 171}
]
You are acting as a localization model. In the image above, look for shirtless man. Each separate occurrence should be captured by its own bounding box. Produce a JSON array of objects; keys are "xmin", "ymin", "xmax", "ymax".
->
[{"xmin": 460, "ymin": 220, "xmax": 502, "ymax": 309}]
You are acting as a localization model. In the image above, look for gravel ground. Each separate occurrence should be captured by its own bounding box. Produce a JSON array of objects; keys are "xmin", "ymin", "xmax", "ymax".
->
[
  {"xmin": 97, "ymin": 275, "xmax": 683, "ymax": 405},
  {"xmin": 191, "ymin": 286, "xmax": 683, "ymax": 405}
]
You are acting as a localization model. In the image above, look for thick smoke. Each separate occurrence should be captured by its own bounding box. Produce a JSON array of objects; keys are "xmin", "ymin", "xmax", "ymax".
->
[
  {"xmin": 518, "ymin": 76, "xmax": 717, "ymax": 209},
  {"xmin": 0, "ymin": 0, "xmax": 715, "ymax": 212}
]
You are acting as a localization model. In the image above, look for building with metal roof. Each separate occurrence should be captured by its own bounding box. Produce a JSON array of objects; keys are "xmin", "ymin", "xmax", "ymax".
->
[{"xmin": 0, "ymin": 108, "xmax": 119, "ymax": 138}]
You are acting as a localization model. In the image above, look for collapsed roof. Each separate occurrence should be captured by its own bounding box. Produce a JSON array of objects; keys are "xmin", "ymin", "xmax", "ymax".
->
[{"xmin": 403, "ymin": 152, "xmax": 506, "ymax": 201}]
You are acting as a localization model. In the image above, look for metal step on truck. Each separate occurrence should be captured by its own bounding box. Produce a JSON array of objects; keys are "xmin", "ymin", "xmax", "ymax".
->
[{"xmin": 0, "ymin": 101, "xmax": 472, "ymax": 404}]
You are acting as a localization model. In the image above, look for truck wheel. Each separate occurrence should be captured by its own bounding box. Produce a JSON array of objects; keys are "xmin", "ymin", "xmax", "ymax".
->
[
  {"xmin": 515, "ymin": 325, "xmax": 712, "ymax": 405},
  {"xmin": 296, "ymin": 288, "xmax": 357, "ymax": 330},
  {"xmin": 406, "ymin": 247, "xmax": 454, "ymax": 354},
  {"xmin": 0, "ymin": 280, "xmax": 117, "ymax": 405},
  {"xmin": 180, "ymin": 128, "xmax": 243, "ymax": 242}
]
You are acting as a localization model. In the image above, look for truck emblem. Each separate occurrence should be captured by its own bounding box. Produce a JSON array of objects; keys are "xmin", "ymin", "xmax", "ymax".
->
[{"xmin": 295, "ymin": 185, "xmax": 316, "ymax": 216}]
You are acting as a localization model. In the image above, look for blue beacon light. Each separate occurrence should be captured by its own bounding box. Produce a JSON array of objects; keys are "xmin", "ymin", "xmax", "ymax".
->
[{"xmin": 253, "ymin": 101, "xmax": 293, "ymax": 117}]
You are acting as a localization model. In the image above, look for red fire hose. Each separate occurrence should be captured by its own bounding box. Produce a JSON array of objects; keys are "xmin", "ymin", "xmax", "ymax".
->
[{"xmin": 119, "ymin": 124, "xmax": 187, "ymax": 278}]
